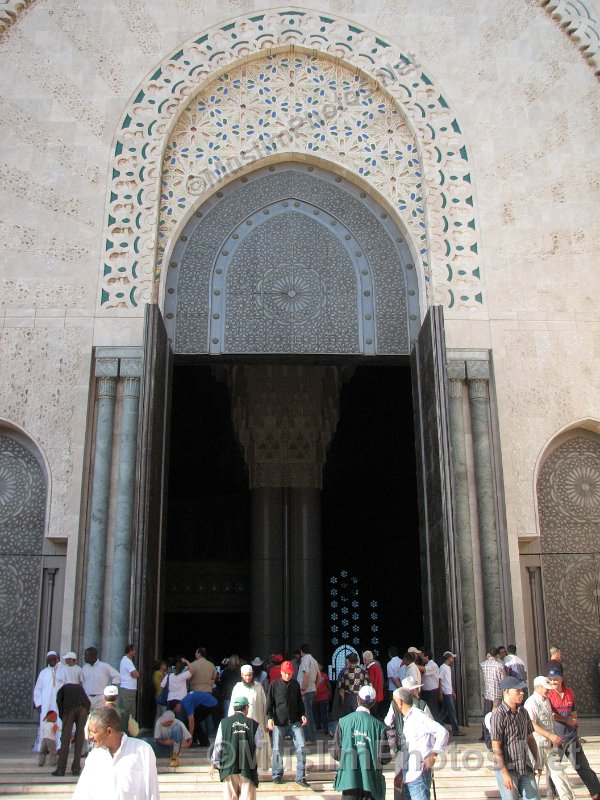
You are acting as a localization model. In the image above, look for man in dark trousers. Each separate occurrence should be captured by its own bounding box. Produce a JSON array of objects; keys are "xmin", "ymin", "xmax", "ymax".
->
[
  {"xmin": 332, "ymin": 685, "xmax": 390, "ymax": 800},
  {"xmin": 210, "ymin": 695, "xmax": 264, "ymax": 800},
  {"xmin": 53, "ymin": 681, "xmax": 90, "ymax": 776},
  {"xmin": 266, "ymin": 659, "xmax": 309, "ymax": 787}
]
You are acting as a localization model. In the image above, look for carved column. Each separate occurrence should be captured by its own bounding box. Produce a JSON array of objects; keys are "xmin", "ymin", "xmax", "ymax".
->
[
  {"xmin": 447, "ymin": 361, "xmax": 480, "ymax": 713},
  {"xmin": 289, "ymin": 487, "xmax": 322, "ymax": 649},
  {"xmin": 467, "ymin": 360, "xmax": 503, "ymax": 647},
  {"xmin": 250, "ymin": 488, "xmax": 285, "ymax": 658},
  {"xmin": 108, "ymin": 372, "xmax": 141, "ymax": 667},
  {"xmin": 83, "ymin": 363, "xmax": 118, "ymax": 649},
  {"xmin": 229, "ymin": 365, "xmax": 340, "ymax": 656}
]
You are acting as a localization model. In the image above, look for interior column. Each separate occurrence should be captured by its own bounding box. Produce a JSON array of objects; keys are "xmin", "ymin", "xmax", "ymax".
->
[{"xmin": 229, "ymin": 365, "xmax": 339, "ymax": 658}]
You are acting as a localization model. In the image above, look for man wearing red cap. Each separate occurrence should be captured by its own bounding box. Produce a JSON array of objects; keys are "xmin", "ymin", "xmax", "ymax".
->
[{"xmin": 266, "ymin": 660, "xmax": 309, "ymax": 788}]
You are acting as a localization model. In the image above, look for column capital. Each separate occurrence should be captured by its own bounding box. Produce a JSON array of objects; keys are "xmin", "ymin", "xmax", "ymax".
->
[
  {"xmin": 448, "ymin": 379, "xmax": 463, "ymax": 399},
  {"xmin": 121, "ymin": 376, "xmax": 141, "ymax": 399},
  {"xmin": 97, "ymin": 375, "xmax": 117, "ymax": 399},
  {"xmin": 229, "ymin": 365, "xmax": 341, "ymax": 489},
  {"xmin": 468, "ymin": 378, "xmax": 488, "ymax": 400}
]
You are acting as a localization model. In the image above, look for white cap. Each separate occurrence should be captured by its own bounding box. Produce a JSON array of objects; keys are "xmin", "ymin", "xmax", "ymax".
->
[
  {"xmin": 407, "ymin": 647, "xmax": 421, "ymax": 654},
  {"xmin": 534, "ymin": 675, "xmax": 552, "ymax": 689},
  {"xmin": 240, "ymin": 664, "xmax": 253, "ymax": 674},
  {"xmin": 358, "ymin": 685, "xmax": 376, "ymax": 702},
  {"xmin": 104, "ymin": 685, "xmax": 119, "ymax": 697},
  {"xmin": 63, "ymin": 652, "xmax": 77, "ymax": 661},
  {"xmin": 401, "ymin": 675, "xmax": 422, "ymax": 690}
]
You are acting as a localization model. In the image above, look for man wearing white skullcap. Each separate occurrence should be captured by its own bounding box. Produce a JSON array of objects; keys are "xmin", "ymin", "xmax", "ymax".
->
[
  {"xmin": 33, "ymin": 651, "xmax": 68, "ymax": 752},
  {"xmin": 63, "ymin": 652, "xmax": 84, "ymax": 686},
  {"xmin": 229, "ymin": 664, "xmax": 271, "ymax": 771}
]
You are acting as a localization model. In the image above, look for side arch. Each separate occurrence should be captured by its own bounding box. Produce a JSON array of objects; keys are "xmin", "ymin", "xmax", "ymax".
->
[
  {"xmin": 536, "ymin": 426, "xmax": 600, "ymax": 712},
  {"xmin": 0, "ymin": 422, "xmax": 48, "ymax": 720}
]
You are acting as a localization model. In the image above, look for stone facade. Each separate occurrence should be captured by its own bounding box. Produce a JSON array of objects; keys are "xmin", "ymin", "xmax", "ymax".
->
[{"xmin": 0, "ymin": 0, "xmax": 599, "ymax": 717}]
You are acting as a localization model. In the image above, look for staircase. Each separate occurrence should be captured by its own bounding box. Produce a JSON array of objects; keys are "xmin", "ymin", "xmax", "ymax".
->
[{"xmin": 3, "ymin": 725, "xmax": 600, "ymax": 799}]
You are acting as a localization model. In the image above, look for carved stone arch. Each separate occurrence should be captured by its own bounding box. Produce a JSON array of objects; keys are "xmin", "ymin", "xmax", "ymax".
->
[
  {"xmin": 0, "ymin": 421, "xmax": 48, "ymax": 720},
  {"xmin": 165, "ymin": 162, "xmax": 420, "ymax": 355},
  {"xmin": 100, "ymin": 8, "xmax": 483, "ymax": 312},
  {"xmin": 536, "ymin": 428, "xmax": 600, "ymax": 712}
]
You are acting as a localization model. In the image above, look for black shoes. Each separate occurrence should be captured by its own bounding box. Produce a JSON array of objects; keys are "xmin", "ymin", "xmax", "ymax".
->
[
  {"xmin": 72, "ymin": 769, "xmax": 81, "ymax": 776},
  {"xmin": 272, "ymin": 776, "xmax": 284, "ymax": 784},
  {"xmin": 51, "ymin": 770, "xmax": 65, "ymax": 777},
  {"xmin": 296, "ymin": 778, "xmax": 310, "ymax": 788}
]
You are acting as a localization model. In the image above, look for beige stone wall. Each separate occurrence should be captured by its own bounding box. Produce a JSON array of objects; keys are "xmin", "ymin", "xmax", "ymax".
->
[{"xmin": 0, "ymin": 0, "xmax": 598, "ymax": 655}]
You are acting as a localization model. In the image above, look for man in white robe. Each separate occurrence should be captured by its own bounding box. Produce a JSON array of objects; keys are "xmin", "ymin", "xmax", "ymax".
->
[
  {"xmin": 33, "ymin": 651, "xmax": 67, "ymax": 751},
  {"xmin": 73, "ymin": 706, "xmax": 160, "ymax": 800},
  {"xmin": 229, "ymin": 664, "xmax": 271, "ymax": 771}
]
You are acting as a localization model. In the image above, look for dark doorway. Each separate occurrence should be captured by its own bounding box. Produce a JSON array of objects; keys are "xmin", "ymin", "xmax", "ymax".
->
[
  {"xmin": 322, "ymin": 365, "xmax": 422, "ymax": 664},
  {"xmin": 163, "ymin": 365, "xmax": 251, "ymax": 663},
  {"xmin": 163, "ymin": 363, "xmax": 421, "ymax": 666}
]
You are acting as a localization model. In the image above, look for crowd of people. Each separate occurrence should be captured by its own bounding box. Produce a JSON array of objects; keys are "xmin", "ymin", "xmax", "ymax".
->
[{"xmin": 30, "ymin": 641, "xmax": 600, "ymax": 800}]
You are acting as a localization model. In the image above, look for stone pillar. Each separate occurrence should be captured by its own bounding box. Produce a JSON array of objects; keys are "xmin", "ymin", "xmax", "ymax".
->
[
  {"xmin": 250, "ymin": 488, "xmax": 285, "ymax": 658},
  {"xmin": 83, "ymin": 365, "xmax": 118, "ymax": 649},
  {"xmin": 467, "ymin": 360, "xmax": 503, "ymax": 647},
  {"xmin": 108, "ymin": 375, "xmax": 141, "ymax": 667},
  {"xmin": 289, "ymin": 487, "xmax": 322, "ymax": 651},
  {"xmin": 229, "ymin": 366, "xmax": 340, "ymax": 656},
  {"xmin": 447, "ymin": 361, "xmax": 480, "ymax": 715}
]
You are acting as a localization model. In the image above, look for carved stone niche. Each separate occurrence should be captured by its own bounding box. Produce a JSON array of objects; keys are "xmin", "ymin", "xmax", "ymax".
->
[{"xmin": 226, "ymin": 364, "xmax": 341, "ymax": 489}]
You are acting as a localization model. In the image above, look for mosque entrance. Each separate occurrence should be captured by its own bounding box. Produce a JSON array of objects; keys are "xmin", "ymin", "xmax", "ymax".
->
[
  {"xmin": 160, "ymin": 361, "xmax": 422, "ymax": 667},
  {"xmin": 130, "ymin": 162, "xmax": 462, "ymax": 716}
]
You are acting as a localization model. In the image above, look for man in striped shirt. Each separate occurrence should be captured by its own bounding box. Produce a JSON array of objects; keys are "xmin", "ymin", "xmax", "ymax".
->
[
  {"xmin": 490, "ymin": 675, "xmax": 541, "ymax": 799},
  {"xmin": 480, "ymin": 648, "xmax": 506, "ymax": 741}
]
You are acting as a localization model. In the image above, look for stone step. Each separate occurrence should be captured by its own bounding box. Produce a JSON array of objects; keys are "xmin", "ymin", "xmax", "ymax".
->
[{"xmin": 4, "ymin": 729, "xmax": 600, "ymax": 799}]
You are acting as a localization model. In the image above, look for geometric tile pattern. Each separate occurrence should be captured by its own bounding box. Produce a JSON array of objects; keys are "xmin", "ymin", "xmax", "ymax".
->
[
  {"xmin": 538, "ymin": 434, "xmax": 600, "ymax": 712},
  {"xmin": 98, "ymin": 10, "xmax": 483, "ymax": 311},
  {"xmin": 0, "ymin": 431, "xmax": 45, "ymax": 720},
  {"xmin": 167, "ymin": 165, "xmax": 415, "ymax": 355}
]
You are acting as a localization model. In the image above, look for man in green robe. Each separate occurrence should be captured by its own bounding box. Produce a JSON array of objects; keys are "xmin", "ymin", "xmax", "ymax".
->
[
  {"xmin": 332, "ymin": 685, "xmax": 391, "ymax": 800},
  {"xmin": 210, "ymin": 695, "xmax": 265, "ymax": 800}
]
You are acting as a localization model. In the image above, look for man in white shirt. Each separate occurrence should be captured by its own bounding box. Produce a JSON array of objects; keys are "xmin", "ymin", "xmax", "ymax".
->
[
  {"xmin": 73, "ymin": 706, "xmax": 160, "ymax": 800},
  {"xmin": 82, "ymin": 647, "xmax": 120, "ymax": 710},
  {"xmin": 386, "ymin": 647, "xmax": 403, "ymax": 702},
  {"xmin": 420, "ymin": 651, "xmax": 440, "ymax": 719},
  {"xmin": 298, "ymin": 643, "xmax": 320, "ymax": 744},
  {"xmin": 118, "ymin": 644, "xmax": 139, "ymax": 722},
  {"xmin": 63, "ymin": 652, "xmax": 84, "ymax": 685},
  {"xmin": 524, "ymin": 676, "xmax": 574, "ymax": 800},
  {"xmin": 33, "ymin": 651, "xmax": 68, "ymax": 751},
  {"xmin": 437, "ymin": 651, "xmax": 465, "ymax": 737},
  {"xmin": 394, "ymin": 688, "xmax": 449, "ymax": 800}
]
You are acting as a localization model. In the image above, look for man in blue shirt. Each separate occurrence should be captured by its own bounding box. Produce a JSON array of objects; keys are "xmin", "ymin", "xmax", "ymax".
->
[{"xmin": 168, "ymin": 691, "xmax": 218, "ymax": 746}]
